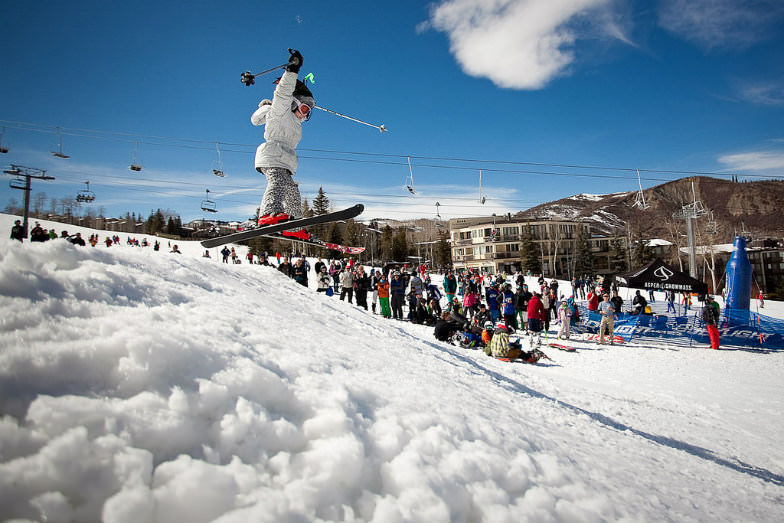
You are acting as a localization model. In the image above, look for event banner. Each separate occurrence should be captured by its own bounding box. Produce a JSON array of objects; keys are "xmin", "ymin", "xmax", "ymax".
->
[{"xmin": 576, "ymin": 306, "xmax": 782, "ymax": 351}]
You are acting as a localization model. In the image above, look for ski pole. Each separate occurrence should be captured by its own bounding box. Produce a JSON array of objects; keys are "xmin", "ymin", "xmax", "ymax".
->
[
  {"xmin": 242, "ymin": 49, "xmax": 303, "ymax": 86},
  {"xmin": 241, "ymin": 63, "xmax": 290, "ymax": 86},
  {"xmin": 313, "ymin": 105, "xmax": 388, "ymax": 133}
]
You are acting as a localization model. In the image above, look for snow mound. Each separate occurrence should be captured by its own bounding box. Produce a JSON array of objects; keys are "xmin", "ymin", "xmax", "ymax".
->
[{"xmin": 0, "ymin": 222, "xmax": 783, "ymax": 522}]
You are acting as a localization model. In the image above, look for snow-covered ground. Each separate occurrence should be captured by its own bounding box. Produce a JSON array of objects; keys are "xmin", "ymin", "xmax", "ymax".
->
[{"xmin": 1, "ymin": 214, "xmax": 783, "ymax": 523}]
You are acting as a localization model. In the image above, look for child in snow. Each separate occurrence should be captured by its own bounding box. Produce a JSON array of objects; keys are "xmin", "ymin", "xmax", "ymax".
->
[
  {"xmin": 557, "ymin": 299, "xmax": 572, "ymax": 340},
  {"xmin": 251, "ymin": 49, "xmax": 314, "ymax": 240}
]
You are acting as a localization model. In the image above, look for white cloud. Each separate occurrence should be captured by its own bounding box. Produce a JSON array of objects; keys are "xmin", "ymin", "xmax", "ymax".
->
[
  {"xmin": 658, "ymin": 0, "xmax": 784, "ymax": 51},
  {"xmin": 737, "ymin": 80, "xmax": 784, "ymax": 106},
  {"xmin": 425, "ymin": 0, "xmax": 617, "ymax": 90},
  {"xmin": 718, "ymin": 150, "xmax": 784, "ymax": 172}
]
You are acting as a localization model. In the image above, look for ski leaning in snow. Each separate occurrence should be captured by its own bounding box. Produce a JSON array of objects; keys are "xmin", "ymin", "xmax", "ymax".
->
[
  {"xmin": 582, "ymin": 333, "xmax": 625, "ymax": 344},
  {"xmin": 263, "ymin": 232, "xmax": 366, "ymax": 254},
  {"xmin": 200, "ymin": 204, "xmax": 364, "ymax": 248},
  {"xmin": 548, "ymin": 343, "xmax": 577, "ymax": 352}
]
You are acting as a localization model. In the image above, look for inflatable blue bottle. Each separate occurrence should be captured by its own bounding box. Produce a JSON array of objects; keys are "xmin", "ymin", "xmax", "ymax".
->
[{"xmin": 724, "ymin": 236, "xmax": 752, "ymax": 310}]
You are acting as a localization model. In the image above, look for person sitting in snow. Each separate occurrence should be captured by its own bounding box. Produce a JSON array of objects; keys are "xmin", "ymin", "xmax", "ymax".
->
[
  {"xmin": 487, "ymin": 323, "xmax": 543, "ymax": 364},
  {"xmin": 481, "ymin": 320, "xmax": 494, "ymax": 347},
  {"xmin": 9, "ymin": 219, "xmax": 24, "ymax": 242},
  {"xmin": 434, "ymin": 311, "xmax": 461, "ymax": 342},
  {"xmin": 632, "ymin": 290, "xmax": 647, "ymax": 315},
  {"xmin": 317, "ymin": 266, "xmax": 332, "ymax": 293}
]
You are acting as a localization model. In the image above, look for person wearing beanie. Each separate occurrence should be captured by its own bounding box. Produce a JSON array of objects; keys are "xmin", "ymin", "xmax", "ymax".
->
[
  {"xmin": 702, "ymin": 296, "xmax": 721, "ymax": 350},
  {"xmin": 488, "ymin": 323, "xmax": 543, "ymax": 364},
  {"xmin": 251, "ymin": 49, "xmax": 314, "ymax": 241}
]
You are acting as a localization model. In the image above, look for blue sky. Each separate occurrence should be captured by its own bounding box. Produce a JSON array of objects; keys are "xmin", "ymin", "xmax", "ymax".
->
[{"xmin": 1, "ymin": 0, "xmax": 783, "ymax": 224}]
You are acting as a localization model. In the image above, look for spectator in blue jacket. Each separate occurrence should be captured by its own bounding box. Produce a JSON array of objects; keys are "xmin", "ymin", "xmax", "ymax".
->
[
  {"xmin": 390, "ymin": 271, "xmax": 405, "ymax": 320},
  {"xmin": 501, "ymin": 283, "xmax": 517, "ymax": 329},
  {"xmin": 486, "ymin": 284, "xmax": 501, "ymax": 322}
]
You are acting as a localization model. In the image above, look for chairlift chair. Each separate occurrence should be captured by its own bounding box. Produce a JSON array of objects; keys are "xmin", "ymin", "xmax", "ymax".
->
[
  {"xmin": 404, "ymin": 156, "xmax": 416, "ymax": 194},
  {"xmin": 705, "ymin": 211, "xmax": 718, "ymax": 235},
  {"xmin": 212, "ymin": 142, "xmax": 225, "ymax": 177},
  {"xmin": 201, "ymin": 189, "xmax": 218, "ymax": 213},
  {"xmin": 52, "ymin": 126, "xmax": 70, "ymax": 159},
  {"xmin": 76, "ymin": 181, "xmax": 95, "ymax": 203},
  {"xmin": 9, "ymin": 177, "xmax": 26, "ymax": 190},
  {"xmin": 0, "ymin": 127, "xmax": 8, "ymax": 154},
  {"xmin": 129, "ymin": 142, "xmax": 142, "ymax": 171}
]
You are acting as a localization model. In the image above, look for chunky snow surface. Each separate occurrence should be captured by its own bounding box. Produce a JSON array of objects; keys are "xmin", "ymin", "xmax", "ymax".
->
[{"xmin": 1, "ymin": 215, "xmax": 783, "ymax": 523}]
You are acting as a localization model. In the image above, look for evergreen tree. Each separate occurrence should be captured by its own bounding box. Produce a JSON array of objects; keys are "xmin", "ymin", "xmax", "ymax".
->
[
  {"xmin": 436, "ymin": 230, "xmax": 452, "ymax": 267},
  {"xmin": 344, "ymin": 218, "xmax": 360, "ymax": 246},
  {"xmin": 632, "ymin": 225, "xmax": 653, "ymax": 268},
  {"xmin": 327, "ymin": 222, "xmax": 343, "ymax": 244},
  {"xmin": 312, "ymin": 187, "xmax": 330, "ymax": 215},
  {"xmin": 521, "ymin": 224, "xmax": 542, "ymax": 274},
  {"xmin": 573, "ymin": 224, "xmax": 594, "ymax": 276},
  {"xmin": 145, "ymin": 209, "xmax": 166, "ymax": 235},
  {"xmin": 392, "ymin": 228, "xmax": 409, "ymax": 262},
  {"xmin": 380, "ymin": 225, "xmax": 394, "ymax": 261},
  {"xmin": 311, "ymin": 187, "xmax": 330, "ymax": 240},
  {"xmin": 610, "ymin": 237, "xmax": 628, "ymax": 273}
]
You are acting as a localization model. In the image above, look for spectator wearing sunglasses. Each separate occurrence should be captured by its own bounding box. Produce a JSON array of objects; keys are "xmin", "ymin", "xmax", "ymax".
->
[{"xmin": 597, "ymin": 293, "xmax": 616, "ymax": 345}]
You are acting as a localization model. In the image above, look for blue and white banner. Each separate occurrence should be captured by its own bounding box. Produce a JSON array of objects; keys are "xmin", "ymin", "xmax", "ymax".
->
[{"xmin": 573, "ymin": 305, "xmax": 783, "ymax": 351}]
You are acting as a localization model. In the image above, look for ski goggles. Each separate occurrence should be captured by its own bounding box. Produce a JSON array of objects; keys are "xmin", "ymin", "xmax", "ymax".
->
[{"xmin": 292, "ymin": 99, "xmax": 313, "ymax": 119}]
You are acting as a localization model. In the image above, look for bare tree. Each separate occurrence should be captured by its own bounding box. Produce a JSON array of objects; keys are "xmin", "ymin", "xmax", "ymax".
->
[
  {"xmin": 663, "ymin": 219, "xmax": 686, "ymax": 271},
  {"xmin": 694, "ymin": 213, "xmax": 725, "ymax": 294}
]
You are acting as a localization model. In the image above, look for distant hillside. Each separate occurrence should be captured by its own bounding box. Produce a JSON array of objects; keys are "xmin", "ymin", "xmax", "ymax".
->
[{"xmin": 515, "ymin": 177, "xmax": 784, "ymax": 240}]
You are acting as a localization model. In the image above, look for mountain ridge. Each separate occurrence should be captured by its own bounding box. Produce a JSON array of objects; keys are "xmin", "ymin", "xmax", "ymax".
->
[{"xmin": 515, "ymin": 176, "xmax": 784, "ymax": 240}]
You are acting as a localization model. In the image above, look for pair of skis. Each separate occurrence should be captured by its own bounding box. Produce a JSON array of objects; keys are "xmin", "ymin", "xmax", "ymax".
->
[{"xmin": 201, "ymin": 204, "xmax": 365, "ymax": 252}]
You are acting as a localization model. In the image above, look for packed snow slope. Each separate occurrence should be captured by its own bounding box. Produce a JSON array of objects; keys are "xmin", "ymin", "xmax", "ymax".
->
[{"xmin": 1, "ymin": 216, "xmax": 783, "ymax": 523}]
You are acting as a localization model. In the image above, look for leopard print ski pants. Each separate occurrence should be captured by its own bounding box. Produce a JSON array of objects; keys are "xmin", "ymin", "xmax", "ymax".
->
[{"xmin": 257, "ymin": 167, "xmax": 302, "ymax": 219}]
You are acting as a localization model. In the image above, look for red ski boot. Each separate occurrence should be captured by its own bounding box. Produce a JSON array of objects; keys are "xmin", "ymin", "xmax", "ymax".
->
[
  {"xmin": 281, "ymin": 229, "xmax": 311, "ymax": 241},
  {"xmin": 257, "ymin": 213, "xmax": 290, "ymax": 226}
]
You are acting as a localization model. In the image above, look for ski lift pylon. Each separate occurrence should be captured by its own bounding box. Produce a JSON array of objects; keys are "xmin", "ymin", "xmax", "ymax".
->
[
  {"xmin": 129, "ymin": 142, "xmax": 142, "ymax": 171},
  {"xmin": 75, "ymin": 181, "xmax": 95, "ymax": 203},
  {"xmin": 201, "ymin": 189, "xmax": 218, "ymax": 213},
  {"xmin": 632, "ymin": 169, "xmax": 649, "ymax": 209},
  {"xmin": 52, "ymin": 126, "xmax": 69, "ymax": 159},
  {"xmin": 212, "ymin": 142, "xmax": 225, "ymax": 177}
]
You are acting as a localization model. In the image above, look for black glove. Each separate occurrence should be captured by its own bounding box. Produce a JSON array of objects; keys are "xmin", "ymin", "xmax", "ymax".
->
[{"xmin": 286, "ymin": 49, "xmax": 303, "ymax": 73}]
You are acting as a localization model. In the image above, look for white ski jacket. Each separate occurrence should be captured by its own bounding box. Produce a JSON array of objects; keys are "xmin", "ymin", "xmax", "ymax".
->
[{"xmin": 251, "ymin": 70, "xmax": 302, "ymax": 174}]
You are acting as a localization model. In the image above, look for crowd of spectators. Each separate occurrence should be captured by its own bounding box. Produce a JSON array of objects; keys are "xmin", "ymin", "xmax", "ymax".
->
[{"xmin": 10, "ymin": 219, "xmax": 720, "ymax": 350}]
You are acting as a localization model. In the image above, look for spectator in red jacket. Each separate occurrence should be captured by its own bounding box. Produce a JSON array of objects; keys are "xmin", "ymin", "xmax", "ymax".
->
[
  {"xmin": 526, "ymin": 293, "xmax": 546, "ymax": 348},
  {"xmin": 587, "ymin": 287, "xmax": 599, "ymax": 311}
]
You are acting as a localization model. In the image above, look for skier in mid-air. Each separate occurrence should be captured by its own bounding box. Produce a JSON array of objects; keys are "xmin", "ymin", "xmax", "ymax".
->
[{"xmin": 251, "ymin": 49, "xmax": 314, "ymax": 240}]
